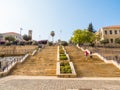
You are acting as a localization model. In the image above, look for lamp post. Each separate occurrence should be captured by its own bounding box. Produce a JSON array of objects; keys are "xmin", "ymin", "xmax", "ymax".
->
[
  {"xmin": 20, "ymin": 28, "xmax": 23, "ymax": 36},
  {"xmin": 60, "ymin": 30, "xmax": 62, "ymax": 45}
]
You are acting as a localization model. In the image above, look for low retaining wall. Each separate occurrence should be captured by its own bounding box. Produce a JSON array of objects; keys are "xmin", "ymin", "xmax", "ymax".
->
[
  {"xmin": 0, "ymin": 54, "xmax": 29, "ymax": 77},
  {"xmin": 20, "ymin": 54, "xmax": 29, "ymax": 63},
  {"xmin": 56, "ymin": 46, "xmax": 77, "ymax": 78},
  {"xmin": 32, "ymin": 50, "xmax": 37, "ymax": 56},
  {"xmin": 56, "ymin": 62, "xmax": 77, "ymax": 78}
]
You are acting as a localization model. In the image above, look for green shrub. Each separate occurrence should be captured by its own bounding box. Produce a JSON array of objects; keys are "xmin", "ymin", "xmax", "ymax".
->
[
  {"xmin": 59, "ymin": 50, "xmax": 64, "ymax": 54},
  {"xmin": 66, "ymin": 69, "xmax": 72, "ymax": 73},
  {"xmin": 17, "ymin": 41, "xmax": 25, "ymax": 46},
  {"xmin": 60, "ymin": 62, "xmax": 69, "ymax": 66},
  {"xmin": 48, "ymin": 42, "xmax": 53, "ymax": 46},
  {"xmin": 60, "ymin": 55, "xmax": 68, "ymax": 60},
  {"xmin": 60, "ymin": 54, "xmax": 66, "ymax": 56},
  {"xmin": 61, "ymin": 41, "xmax": 68, "ymax": 46},
  {"xmin": 59, "ymin": 46, "xmax": 63, "ymax": 49},
  {"xmin": 32, "ymin": 41, "xmax": 38, "ymax": 45},
  {"xmin": 60, "ymin": 62, "xmax": 72, "ymax": 73}
]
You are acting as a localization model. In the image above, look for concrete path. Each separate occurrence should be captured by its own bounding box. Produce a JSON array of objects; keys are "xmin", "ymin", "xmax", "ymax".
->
[{"xmin": 1, "ymin": 76, "xmax": 120, "ymax": 90}]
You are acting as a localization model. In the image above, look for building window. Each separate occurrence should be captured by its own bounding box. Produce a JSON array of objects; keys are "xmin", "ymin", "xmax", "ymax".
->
[
  {"xmin": 110, "ymin": 30, "xmax": 112, "ymax": 34},
  {"xmin": 104, "ymin": 30, "xmax": 107, "ymax": 34},
  {"xmin": 115, "ymin": 30, "xmax": 117, "ymax": 34},
  {"xmin": 119, "ymin": 30, "xmax": 120, "ymax": 33},
  {"xmin": 110, "ymin": 39, "xmax": 113, "ymax": 43}
]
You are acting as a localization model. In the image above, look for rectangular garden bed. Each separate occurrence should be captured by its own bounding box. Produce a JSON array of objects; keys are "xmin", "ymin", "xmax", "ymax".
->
[
  {"xmin": 57, "ymin": 46, "xmax": 70, "ymax": 62},
  {"xmin": 56, "ymin": 62, "xmax": 77, "ymax": 78}
]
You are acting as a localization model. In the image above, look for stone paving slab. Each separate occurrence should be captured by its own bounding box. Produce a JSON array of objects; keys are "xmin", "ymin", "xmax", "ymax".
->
[{"xmin": 0, "ymin": 76, "xmax": 120, "ymax": 90}]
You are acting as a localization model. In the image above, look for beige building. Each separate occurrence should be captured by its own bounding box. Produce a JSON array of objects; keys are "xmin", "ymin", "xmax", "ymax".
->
[
  {"xmin": 0, "ymin": 32, "xmax": 23, "ymax": 41},
  {"xmin": 97, "ymin": 25, "xmax": 120, "ymax": 44}
]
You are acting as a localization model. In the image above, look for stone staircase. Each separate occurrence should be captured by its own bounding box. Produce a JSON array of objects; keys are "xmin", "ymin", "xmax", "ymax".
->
[
  {"xmin": 65, "ymin": 45, "xmax": 120, "ymax": 77},
  {"xmin": 9, "ymin": 46, "xmax": 57, "ymax": 76}
]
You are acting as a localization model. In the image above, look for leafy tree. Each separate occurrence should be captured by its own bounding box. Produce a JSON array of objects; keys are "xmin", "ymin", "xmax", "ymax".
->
[
  {"xmin": 50, "ymin": 31, "xmax": 55, "ymax": 43},
  {"xmin": 23, "ymin": 34, "xmax": 31, "ymax": 41},
  {"xmin": 71, "ymin": 29, "xmax": 96, "ymax": 45},
  {"xmin": 5, "ymin": 36, "xmax": 15, "ymax": 42},
  {"xmin": 72, "ymin": 29, "xmax": 84, "ymax": 44},
  {"xmin": 88, "ymin": 23, "xmax": 96, "ymax": 33},
  {"xmin": 115, "ymin": 38, "xmax": 120, "ymax": 44},
  {"xmin": 61, "ymin": 41, "xmax": 68, "ymax": 46}
]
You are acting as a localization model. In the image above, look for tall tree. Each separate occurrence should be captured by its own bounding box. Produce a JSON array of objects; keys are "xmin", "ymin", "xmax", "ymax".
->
[
  {"xmin": 88, "ymin": 23, "xmax": 95, "ymax": 33},
  {"xmin": 50, "ymin": 31, "xmax": 55, "ymax": 43}
]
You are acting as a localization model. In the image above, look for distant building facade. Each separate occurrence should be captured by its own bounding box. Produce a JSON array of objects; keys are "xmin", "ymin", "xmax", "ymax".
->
[
  {"xmin": 28, "ymin": 30, "xmax": 32, "ymax": 40},
  {"xmin": 0, "ymin": 32, "xmax": 23, "ymax": 41},
  {"xmin": 97, "ymin": 25, "xmax": 120, "ymax": 44}
]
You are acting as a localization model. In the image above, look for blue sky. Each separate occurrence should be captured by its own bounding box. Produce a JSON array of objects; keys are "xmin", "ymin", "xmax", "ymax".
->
[{"xmin": 0, "ymin": 0, "xmax": 120, "ymax": 41}]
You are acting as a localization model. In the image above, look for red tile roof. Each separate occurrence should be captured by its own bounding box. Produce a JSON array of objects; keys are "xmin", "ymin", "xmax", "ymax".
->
[
  {"xmin": 103, "ymin": 25, "xmax": 120, "ymax": 29},
  {"xmin": 3, "ymin": 32, "xmax": 20, "ymax": 35}
]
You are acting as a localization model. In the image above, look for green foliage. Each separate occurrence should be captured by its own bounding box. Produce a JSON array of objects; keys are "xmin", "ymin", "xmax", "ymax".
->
[
  {"xmin": 23, "ymin": 34, "xmax": 31, "ymax": 41},
  {"xmin": 71, "ymin": 29, "xmax": 96, "ymax": 44},
  {"xmin": 100, "ymin": 39, "xmax": 109, "ymax": 45},
  {"xmin": 61, "ymin": 41, "xmax": 68, "ymax": 46},
  {"xmin": 5, "ymin": 36, "xmax": 15, "ymax": 42},
  {"xmin": 48, "ymin": 42, "xmax": 53, "ymax": 46},
  {"xmin": 60, "ymin": 54, "xmax": 66, "ymax": 56},
  {"xmin": 115, "ymin": 38, "xmax": 120, "ymax": 44},
  {"xmin": 50, "ymin": 31, "xmax": 55, "ymax": 37},
  {"xmin": 88, "ymin": 23, "xmax": 95, "ymax": 33},
  {"xmin": 50, "ymin": 31, "xmax": 55, "ymax": 43},
  {"xmin": 60, "ymin": 55, "xmax": 68, "ymax": 60},
  {"xmin": 58, "ymin": 39, "xmax": 61, "ymax": 44},
  {"xmin": 17, "ymin": 41, "xmax": 25, "ymax": 45},
  {"xmin": 60, "ymin": 62, "xmax": 72, "ymax": 73},
  {"xmin": 59, "ymin": 46, "xmax": 64, "ymax": 54},
  {"xmin": 32, "ymin": 41, "xmax": 38, "ymax": 45}
]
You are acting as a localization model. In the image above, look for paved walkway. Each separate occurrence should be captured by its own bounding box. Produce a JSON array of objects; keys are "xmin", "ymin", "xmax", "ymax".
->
[{"xmin": 1, "ymin": 76, "xmax": 120, "ymax": 90}]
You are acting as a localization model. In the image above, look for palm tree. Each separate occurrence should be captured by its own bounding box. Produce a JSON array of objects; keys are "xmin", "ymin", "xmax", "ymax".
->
[{"xmin": 50, "ymin": 31, "xmax": 55, "ymax": 43}]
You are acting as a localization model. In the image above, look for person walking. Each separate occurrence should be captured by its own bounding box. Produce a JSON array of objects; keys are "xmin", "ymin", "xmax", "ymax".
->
[
  {"xmin": 85, "ymin": 50, "xmax": 89, "ymax": 60},
  {"xmin": 90, "ymin": 51, "xmax": 92, "ymax": 58}
]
